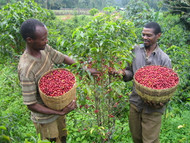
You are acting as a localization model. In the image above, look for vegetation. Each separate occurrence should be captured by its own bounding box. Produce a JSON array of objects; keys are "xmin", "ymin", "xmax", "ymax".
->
[
  {"xmin": 0, "ymin": 0, "xmax": 166, "ymax": 10},
  {"xmin": 163, "ymin": 0, "xmax": 190, "ymax": 30},
  {"xmin": 0, "ymin": 0, "xmax": 190, "ymax": 143}
]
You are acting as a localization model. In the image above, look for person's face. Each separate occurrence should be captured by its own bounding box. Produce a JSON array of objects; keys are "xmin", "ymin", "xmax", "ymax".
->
[
  {"xmin": 28, "ymin": 26, "xmax": 48, "ymax": 51},
  {"xmin": 142, "ymin": 28, "xmax": 161, "ymax": 48}
]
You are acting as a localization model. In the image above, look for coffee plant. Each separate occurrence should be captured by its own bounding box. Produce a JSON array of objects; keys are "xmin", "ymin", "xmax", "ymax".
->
[{"xmin": 69, "ymin": 11, "xmax": 136, "ymax": 142}]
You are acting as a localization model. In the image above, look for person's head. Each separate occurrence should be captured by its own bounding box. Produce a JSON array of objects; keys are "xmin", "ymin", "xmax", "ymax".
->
[
  {"xmin": 142, "ymin": 22, "xmax": 161, "ymax": 49},
  {"xmin": 20, "ymin": 19, "xmax": 48, "ymax": 50}
]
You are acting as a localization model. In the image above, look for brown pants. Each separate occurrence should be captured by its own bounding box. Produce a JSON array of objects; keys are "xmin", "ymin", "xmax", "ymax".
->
[
  {"xmin": 129, "ymin": 104, "xmax": 162, "ymax": 143},
  {"xmin": 34, "ymin": 116, "xmax": 67, "ymax": 143}
]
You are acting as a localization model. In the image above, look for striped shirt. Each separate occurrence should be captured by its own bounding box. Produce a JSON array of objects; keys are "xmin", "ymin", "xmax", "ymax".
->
[
  {"xmin": 123, "ymin": 44, "xmax": 172, "ymax": 114},
  {"xmin": 18, "ymin": 44, "xmax": 65, "ymax": 123}
]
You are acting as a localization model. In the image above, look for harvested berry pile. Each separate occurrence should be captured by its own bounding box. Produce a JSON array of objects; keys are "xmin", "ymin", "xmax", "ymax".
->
[
  {"xmin": 39, "ymin": 69, "xmax": 75, "ymax": 96},
  {"xmin": 134, "ymin": 65, "xmax": 179, "ymax": 89}
]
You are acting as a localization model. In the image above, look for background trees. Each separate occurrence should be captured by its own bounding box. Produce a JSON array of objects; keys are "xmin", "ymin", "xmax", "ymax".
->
[
  {"xmin": 0, "ymin": 0, "xmax": 168, "ymax": 10},
  {"xmin": 163, "ymin": 0, "xmax": 190, "ymax": 30}
]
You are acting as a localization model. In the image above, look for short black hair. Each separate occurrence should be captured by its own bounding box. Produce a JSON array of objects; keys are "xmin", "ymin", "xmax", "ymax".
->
[
  {"xmin": 20, "ymin": 19, "xmax": 45, "ymax": 41},
  {"xmin": 144, "ymin": 22, "xmax": 161, "ymax": 35}
]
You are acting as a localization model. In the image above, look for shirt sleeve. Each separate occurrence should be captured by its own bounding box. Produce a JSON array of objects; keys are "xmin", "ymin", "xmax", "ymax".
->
[
  {"xmin": 161, "ymin": 51, "xmax": 172, "ymax": 68},
  {"xmin": 46, "ymin": 45, "xmax": 65, "ymax": 64},
  {"xmin": 162, "ymin": 58, "xmax": 172, "ymax": 68},
  {"xmin": 19, "ymin": 73, "xmax": 38, "ymax": 105}
]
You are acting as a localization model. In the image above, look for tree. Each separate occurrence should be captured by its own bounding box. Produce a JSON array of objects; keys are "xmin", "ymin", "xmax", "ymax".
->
[{"xmin": 163, "ymin": 0, "xmax": 190, "ymax": 30}]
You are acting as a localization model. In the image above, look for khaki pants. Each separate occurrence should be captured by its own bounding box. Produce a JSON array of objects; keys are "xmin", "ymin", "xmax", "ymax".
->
[
  {"xmin": 34, "ymin": 116, "xmax": 67, "ymax": 143},
  {"xmin": 129, "ymin": 104, "xmax": 162, "ymax": 143}
]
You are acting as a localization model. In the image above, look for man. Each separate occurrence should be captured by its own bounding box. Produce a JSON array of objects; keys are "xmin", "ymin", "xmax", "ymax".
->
[
  {"xmin": 18, "ymin": 19, "xmax": 99, "ymax": 143},
  {"xmin": 112, "ymin": 22, "xmax": 171, "ymax": 143}
]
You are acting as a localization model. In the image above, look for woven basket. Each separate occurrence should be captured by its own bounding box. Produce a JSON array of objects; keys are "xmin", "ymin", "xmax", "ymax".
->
[
  {"xmin": 134, "ymin": 66, "xmax": 179, "ymax": 103},
  {"xmin": 38, "ymin": 68, "xmax": 77, "ymax": 110}
]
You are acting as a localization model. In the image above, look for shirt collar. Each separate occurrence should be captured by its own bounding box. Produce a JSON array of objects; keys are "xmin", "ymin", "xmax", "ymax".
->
[{"xmin": 140, "ymin": 43, "xmax": 159, "ymax": 55}]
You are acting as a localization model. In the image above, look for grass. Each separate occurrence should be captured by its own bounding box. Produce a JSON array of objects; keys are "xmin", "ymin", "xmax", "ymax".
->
[{"xmin": 56, "ymin": 15, "xmax": 74, "ymax": 21}]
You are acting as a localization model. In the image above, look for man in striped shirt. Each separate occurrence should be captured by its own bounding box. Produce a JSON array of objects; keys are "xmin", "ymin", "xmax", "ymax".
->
[{"xmin": 18, "ymin": 19, "xmax": 99, "ymax": 143}]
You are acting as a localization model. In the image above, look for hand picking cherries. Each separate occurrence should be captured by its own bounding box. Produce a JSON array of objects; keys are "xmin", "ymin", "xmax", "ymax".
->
[
  {"xmin": 134, "ymin": 65, "xmax": 179, "ymax": 89},
  {"xmin": 39, "ymin": 69, "xmax": 75, "ymax": 96}
]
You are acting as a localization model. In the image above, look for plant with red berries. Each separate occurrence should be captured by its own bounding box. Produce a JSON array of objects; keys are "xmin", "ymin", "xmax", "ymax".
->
[{"xmin": 71, "ymin": 11, "xmax": 136, "ymax": 142}]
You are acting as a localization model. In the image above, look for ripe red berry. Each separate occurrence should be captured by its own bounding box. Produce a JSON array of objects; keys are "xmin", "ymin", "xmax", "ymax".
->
[{"xmin": 94, "ymin": 110, "xmax": 99, "ymax": 113}]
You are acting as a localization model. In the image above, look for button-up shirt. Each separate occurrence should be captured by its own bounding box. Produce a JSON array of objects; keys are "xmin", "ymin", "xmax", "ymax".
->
[{"xmin": 123, "ymin": 44, "xmax": 172, "ymax": 114}]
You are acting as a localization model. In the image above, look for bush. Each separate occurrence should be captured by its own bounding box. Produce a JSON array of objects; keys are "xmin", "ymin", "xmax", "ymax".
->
[
  {"xmin": 89, "ymin": 8, "xmax": 99, "ymax": 16},
  {"xmin": 0, "ymin": 0, "xmax": 55, "ymax": 59}
]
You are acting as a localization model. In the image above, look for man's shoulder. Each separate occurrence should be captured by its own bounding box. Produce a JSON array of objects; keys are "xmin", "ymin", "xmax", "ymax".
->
[
  {"xmin": 44, "ymin": 44, "xmax": 54, "ymax": 52},
  {"xmin": 132, "ymin": 44, "xmax": 144, "ymax": 53},
  {"xmin": 18, "ymin": 52, "xmax": 35, "ymax": 78},
  {"xmin": 18, "ymin": 52, "xmax": 31, "ymax": 68},
  {"xmin": 156, "ymin": 47, "xmax": 170, "ymax": 60}
]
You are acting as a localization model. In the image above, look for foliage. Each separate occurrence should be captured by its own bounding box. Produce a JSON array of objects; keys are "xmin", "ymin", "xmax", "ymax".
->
[
  {"xmin": 0, "ymin": 62, "xmax": 34, "ymax": 142},
  {"xmin": 0, "ymin": 0, "xmax": 55, "ymax": 61},
  {"xmin": 0, "ymin": 0, "xmax": 130, "ymax": 10},
  {"xmin": 89, "ymin": 8, "xmax": 99, "ymax": 16},
  {"xmin": 122, "ymin": 0, "xmax": 162, "ymax": 43},
  {"xmin": 163, "ymin": 0, "xmax": 190, "ymax": 30},
  {"xmin": 0, "ymin": 126, "xmax": 11, "ymax": 143},
  {"xmin": 161, "ymin": 103, "xmax": 190, "ymax": 143},
  {"xmin": 70, "ymin": 12, "xmax": 136, "ymax": 141},
  {"xmin": 123, "ymin": 0, "xmax": 158, "ymax": 27}
]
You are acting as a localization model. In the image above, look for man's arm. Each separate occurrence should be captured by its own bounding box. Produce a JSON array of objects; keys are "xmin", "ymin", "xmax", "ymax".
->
[
  {"xmin": 27, "ymin": 99, "xmax": 77, "ymax": 116},
  {"xmin": 63, "ymin": 55, "xmax": 76, "ymax": 65},
  {"xmin": 109, "ymin": 63, "xmax": 133, "ymax": 82},
  {"xmin": 63, "ymin": 55, "xmax": 101, "ymax": 75}
]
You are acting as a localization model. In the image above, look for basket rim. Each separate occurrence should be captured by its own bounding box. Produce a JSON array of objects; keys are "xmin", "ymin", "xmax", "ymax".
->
[
  {"xmin": 133, "ymin": 65, "xmax": 179, "ymax": 91},
  {"xmin": 38, "ymin": 68, "xmax": 77, "ymax": 98}
]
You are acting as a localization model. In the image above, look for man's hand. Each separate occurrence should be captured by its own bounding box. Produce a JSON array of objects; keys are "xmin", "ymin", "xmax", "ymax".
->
[
  {"xmin": 145, "ymin": 101, "xmax": 165, "ymax": 109},
  {"xmin": 59, "ymin": 100, "xmax": 77, "ymax": 116},
  {"xmin": 86, "ymin": 68, "xmax": 101, "ymax": 76},
  {"xmin": 108, "ymin": 68, "xmax": 125, "ymax": 76}
]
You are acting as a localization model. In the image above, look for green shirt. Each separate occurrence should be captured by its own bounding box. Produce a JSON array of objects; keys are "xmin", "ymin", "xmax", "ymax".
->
[
  {"xmin": 123, "ymin": 44, "xmax": 172, "ymax": 114},
  {"xmin": 18, "ymin": 44, "xmax": 65, "ymax": 123}
]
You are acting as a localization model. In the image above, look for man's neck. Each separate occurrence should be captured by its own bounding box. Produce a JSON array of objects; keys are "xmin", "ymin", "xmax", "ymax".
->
[
  {"xmin": 145, "ymin": 43, "xmax": 157, "ymax": 57},
  {"xmin": 26, "ymin": 46, "xmax": 41, "ymax": 59}
]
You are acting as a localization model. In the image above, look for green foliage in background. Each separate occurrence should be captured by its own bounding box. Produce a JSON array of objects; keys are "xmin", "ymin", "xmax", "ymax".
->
[
  {"xmin": 163, "ymin": 0, "xmax": 190, "ymax": 30},
  {"xmin": 0, "ymin": 0, "xmax": 55, "ymax": 62},
  {"xmin": 70, "ymin": 11, "xmax": 136, "ymax": 142},
  {"xmin": 89, "ymin": 8, "xmax": 99, "ymax": 16}
]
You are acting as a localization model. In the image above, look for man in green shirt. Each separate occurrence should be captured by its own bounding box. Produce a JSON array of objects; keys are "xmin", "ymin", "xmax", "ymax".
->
[
  {"xmin": 111, "ymin": 22, "xmax": 171, "ymax": 143},
  {"xmin": 18, "ymin": 19, "xmax": 99, "ymax": 143}
]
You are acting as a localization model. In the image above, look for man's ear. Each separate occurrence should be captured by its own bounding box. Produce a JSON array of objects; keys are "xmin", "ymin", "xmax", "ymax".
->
[
  {"xmin": 156, "ymin": 33, "xmax": 161, "ymax": 39},
  {"xmin": 26, "ymin": 37, "xmax": 33, "ymax": 43}
]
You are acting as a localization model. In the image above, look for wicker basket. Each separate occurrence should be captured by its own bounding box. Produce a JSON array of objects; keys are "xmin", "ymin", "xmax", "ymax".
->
[
  {"xmin": 134, "ymin": 66, "xmax": 179, "ymax": 103},
  {"xmin": 38, "ymin": 68, "xmax": 77, "ymax": 110}
]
